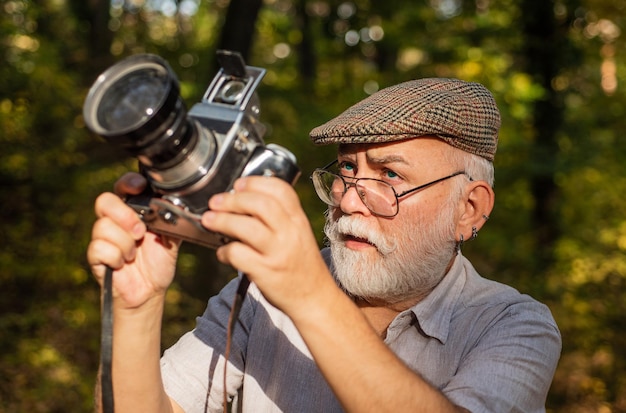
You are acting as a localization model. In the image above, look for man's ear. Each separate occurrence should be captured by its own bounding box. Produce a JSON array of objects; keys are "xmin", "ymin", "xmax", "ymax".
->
[{"xmin": 455, "ymin": 180, "xmax": 494, "ymax": 243}]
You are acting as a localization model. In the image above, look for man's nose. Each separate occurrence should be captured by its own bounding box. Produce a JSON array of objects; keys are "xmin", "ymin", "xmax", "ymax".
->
[{"xmin": 339, "ymin": 182, "xmax": 372, "ymax": 216}]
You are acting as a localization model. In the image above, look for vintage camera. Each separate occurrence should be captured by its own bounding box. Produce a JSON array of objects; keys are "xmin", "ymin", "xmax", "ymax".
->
[{"xmin": 83, "ymin": 50, "xmax": 301, "ymax": 248}]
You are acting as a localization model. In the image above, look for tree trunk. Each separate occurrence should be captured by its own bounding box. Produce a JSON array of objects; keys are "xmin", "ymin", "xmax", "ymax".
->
[
  {"xmin": 217, "ymin": 0, "xmax": 264, "ymax": 62},
  {"xmin": 69, "ymin": 0, "xmax": 115, "ymax": 75},
  {"xmin": 520, "ymin": 0, "xmax": 573, "ymax": 270},
  {"xmin": 295, "ymin": 0, "xmax": 316, "ymax": 88}
]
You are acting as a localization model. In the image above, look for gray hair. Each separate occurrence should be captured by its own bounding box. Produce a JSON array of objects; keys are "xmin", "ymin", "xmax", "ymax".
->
[{"xmin": 443, "ymin": 145, "xmax": 494, "ymax": 203}]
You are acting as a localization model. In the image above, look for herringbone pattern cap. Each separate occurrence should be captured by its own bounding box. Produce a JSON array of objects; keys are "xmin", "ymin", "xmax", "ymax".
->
[{"xmin": 309, "ymin": 78, "xmax": 501, "ymax": 161}]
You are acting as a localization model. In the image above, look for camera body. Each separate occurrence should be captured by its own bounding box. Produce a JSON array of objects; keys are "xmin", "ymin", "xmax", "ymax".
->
[{"xmin": 84, "ymin": 50, "xmax": 300, "ymax": 248}]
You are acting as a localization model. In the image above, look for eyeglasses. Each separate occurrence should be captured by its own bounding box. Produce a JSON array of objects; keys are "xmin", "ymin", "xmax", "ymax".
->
[{"xmin": 310, "ymin": 160, "xmax": 468, "ymax": 217}]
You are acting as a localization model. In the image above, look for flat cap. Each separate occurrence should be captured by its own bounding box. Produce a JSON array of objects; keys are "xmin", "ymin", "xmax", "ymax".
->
[{"xmin": 309, "ymin": 78, "xmax": 501, "ymax": 161}]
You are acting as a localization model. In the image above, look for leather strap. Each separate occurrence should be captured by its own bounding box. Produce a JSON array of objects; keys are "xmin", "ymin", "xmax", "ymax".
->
[{"xmin": 101, "ymin": 266, "xmax": 115, "ymax": 413}]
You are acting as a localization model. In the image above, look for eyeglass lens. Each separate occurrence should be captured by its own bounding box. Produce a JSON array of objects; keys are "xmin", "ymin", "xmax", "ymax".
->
[{"xmin": 313, "ymin": 171, "xmax": 398, "ymax": 216}]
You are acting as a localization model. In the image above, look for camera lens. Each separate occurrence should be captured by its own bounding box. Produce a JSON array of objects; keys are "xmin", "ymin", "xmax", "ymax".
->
[
  {"xmin": 97, "ymin": 67, "xmax": 170, "ymax": 132},
  {"xmin": 83, "ymin": 54, "xmax": 197, "ymax": 170}
]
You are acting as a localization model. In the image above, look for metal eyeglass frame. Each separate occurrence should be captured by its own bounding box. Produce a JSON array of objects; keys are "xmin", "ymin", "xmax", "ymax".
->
[{"xmin": 310, "ymin": 159, "xmax": 470, "ymax": 217}]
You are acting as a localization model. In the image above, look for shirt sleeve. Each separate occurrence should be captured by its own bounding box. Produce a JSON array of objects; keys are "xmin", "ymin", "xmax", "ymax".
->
[
  {"xmin": 443, "ymin": 301, "xmax": 562, "ymax": 413},
  {"xmin": 160, "ymin": 274, "xmax": 257, "ymax": 413}
]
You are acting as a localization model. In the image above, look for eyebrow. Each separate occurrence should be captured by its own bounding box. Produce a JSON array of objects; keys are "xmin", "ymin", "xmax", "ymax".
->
[
  {"xmin": 337, "ymin": 147, "xmax": 410, "ymax": 166},
  {"xmin": 365, "ymin": 153, "xmax": 409, "ymax": 165}
]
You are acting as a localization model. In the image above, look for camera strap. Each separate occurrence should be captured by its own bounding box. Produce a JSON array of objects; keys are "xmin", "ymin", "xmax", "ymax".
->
[
  {"xmin": 221, "ymin": 273, "xmax": 251, "ymax": 411},
  {"xmin": 100, "ymin": 266, "xmax": 249, "ymax": 413},
  {"xmin": 101, "ymin": 265, "xmax": 115, "ymax": 413}
]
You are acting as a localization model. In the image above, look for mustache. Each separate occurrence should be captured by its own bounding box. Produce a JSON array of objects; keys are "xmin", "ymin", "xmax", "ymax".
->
[{"xmin": 324, "ymin": 214, "xmax": 397, "ymax": 255}]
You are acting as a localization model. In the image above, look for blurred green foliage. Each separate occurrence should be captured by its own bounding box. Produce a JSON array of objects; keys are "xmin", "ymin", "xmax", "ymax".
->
[{"xmin": 1, "ymin": 0, "xmax": 625, "ymax": 411}]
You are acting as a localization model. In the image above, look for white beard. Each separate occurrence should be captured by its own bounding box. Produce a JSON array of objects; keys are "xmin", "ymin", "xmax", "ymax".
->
[{"xmin": 323, "ymin": 205, "xmax": 457, "ymax": 304}]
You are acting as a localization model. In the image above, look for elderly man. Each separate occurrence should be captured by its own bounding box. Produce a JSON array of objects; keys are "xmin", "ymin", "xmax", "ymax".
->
[{"xmin": 88, "ymin": 78, "xmax": 561, "ymax": 413}]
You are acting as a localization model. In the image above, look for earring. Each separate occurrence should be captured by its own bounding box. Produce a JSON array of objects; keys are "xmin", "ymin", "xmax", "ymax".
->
[
  {"xmin": 471, "ymin": 226, "xmax": 479, "ymax": 240},
  {"xmin": 482, "ymin": 214, "xmax": 490, "ymax": 220},
  {"xmin": 457, "ymin": 234, "xmax": 464, "ymax": 252}
]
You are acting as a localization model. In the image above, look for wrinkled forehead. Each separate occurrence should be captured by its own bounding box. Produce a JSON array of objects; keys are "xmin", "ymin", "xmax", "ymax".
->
[
  {"xmin": 337, "ymin": 141, "xmax": 400, "ymax": 155},
  {"xmin": 336, "ymin": 136, "xmax": 455, "ymax": 160}
]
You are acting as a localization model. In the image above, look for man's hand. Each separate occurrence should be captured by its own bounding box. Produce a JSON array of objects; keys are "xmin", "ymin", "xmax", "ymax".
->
[
  {"xmin": 87, "ymin": 172, "xmax": 180, "ymax": 309},
  {"xmin": 201, "ymin": 176, "xmax": 333, "ymax": 315}
]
